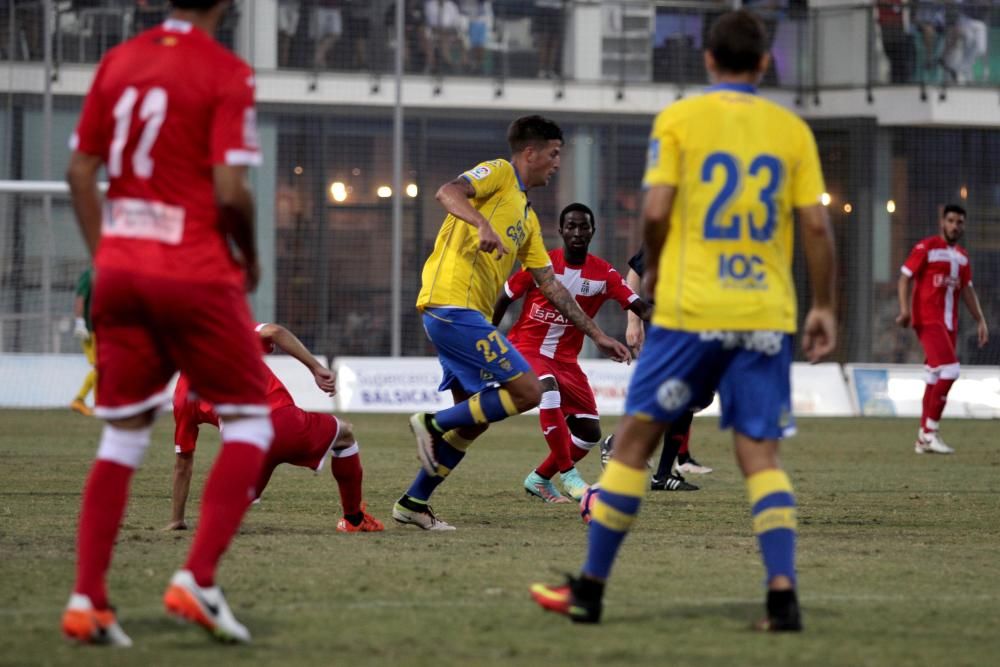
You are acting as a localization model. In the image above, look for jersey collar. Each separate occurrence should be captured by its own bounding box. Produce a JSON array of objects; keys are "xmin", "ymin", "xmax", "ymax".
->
[
  {"xmin": 163, "ymin": 18, "xmax": 193, "ymax": 33},
  {"xmin": 513, "ymin": 165, "xmax": 527, "ymax": 192},
  {"xmin": 706, "ymin": 82, "xmax": 758, "ymax": 95}
]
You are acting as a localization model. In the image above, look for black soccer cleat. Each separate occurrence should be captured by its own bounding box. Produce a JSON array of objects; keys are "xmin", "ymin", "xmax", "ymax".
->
[
  {"xmin": 650, "ymin": 473, "xmax": 699, "ymax": 491},
  {"xmin": 756, "ymin": 589, "xmax": 803, "ymax": 632}
]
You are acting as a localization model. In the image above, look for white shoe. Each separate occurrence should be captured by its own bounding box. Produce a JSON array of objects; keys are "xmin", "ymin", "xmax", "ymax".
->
[
  {"xmin": 392, "ymin": 501, "xmax": 456, "ymax": 531},
  {"xmin": 676, "ymin": 458, "xmax": 713, "ymax": 475},
  {"xmin": 61, "ymin": 593, "xmax": 132, "ymax": 647},
  {"xmin": 915, "ymin": 430, "xmax": 954, "ymax": 455},
  {"xmin": 163, "ymin": 569, "xmax": 251, "ymax": 643}
]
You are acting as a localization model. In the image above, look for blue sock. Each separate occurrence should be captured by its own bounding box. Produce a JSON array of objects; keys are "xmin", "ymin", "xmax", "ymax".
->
[
  {"xmin": 747, "ymin": 469, "xmax": 798, "ymax": 584},
  {"xmin": 581, "ymin": 461, "xmax": 647, "ymax": 580},
  {"xmin": 405, "ymin": 441, "xmax": 466, "ymax": 501},
  {"xmin": 433, "ymin": 387, "xmax": 518, "ymax": 432}
]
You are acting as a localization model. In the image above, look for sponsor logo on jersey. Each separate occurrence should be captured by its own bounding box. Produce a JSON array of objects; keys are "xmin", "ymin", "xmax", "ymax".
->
[
  {"xmin": 718, "ymin": 252, "xmax": 768, "ymax": 290},
  {"xmin": 528, "ymin": 302, "xmax": 569, "ymax": 326},
  {"xmin": 506, "ymin": 220, "xmax": 526, "ymax": 246},
  {"xmin": 467, "ymin": 165, "xmax": 492, "ymax": 180}
]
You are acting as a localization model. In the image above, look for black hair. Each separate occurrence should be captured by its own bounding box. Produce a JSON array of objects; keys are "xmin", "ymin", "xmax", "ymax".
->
[
  {"xmin": 559, "ymin": 202, "xmax": 595, "ymax": 229},
  {"xmin": 942, "ymin": 204, "xmax": 966, "ymax": 218},
  {"xmin": 706, "ymin": 10, "xmax": 769, "ymax": 74},
  {"xmin": 507, "ymin": 115, "xmax": 563, "ymax": 153},
  {"xmin": 170, "ymin": 0, "xmax": 225, "ymax": 9}
]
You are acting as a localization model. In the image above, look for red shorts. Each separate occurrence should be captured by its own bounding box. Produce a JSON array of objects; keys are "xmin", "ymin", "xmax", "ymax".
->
[
  {"xmin": 916, "ymin": 323, "xmax": 958, "ymax": 368},
  {"xmin": 521, "ymin": 352, "xmax": 598, "ymax": 418},
  {"xmin": 268, "ymin": 405, "xmax": 341, "ymax": 471},
  {"xmin": 173, "ymin": 374, "xmax": 219, "ymax": 455},
  {"xmin": 92, "ymin": 269, "xmax": 268, "ymax": 419}
]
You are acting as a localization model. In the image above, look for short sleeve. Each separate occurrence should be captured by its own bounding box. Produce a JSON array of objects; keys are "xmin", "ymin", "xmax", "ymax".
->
[
  {"xmin": 642, "ymin": 110, "xmax": 680, "ymax": 188},
  {"xmin": 901, "ymin": 242, "xmax": 928, "ymax": 277},
  {"xmin": 70, "ymin": 60, "xmax": 110, "ymax": 157},
  {"xmin": 517, "ymin": 211, "xmax": 552, "ymax": 270},
  {"xmin": 627, "ymin": 247, "xmax": 645, "ymax": 276},
  {"xmin": 504, "ymin": 268, "xmax": 534, "ymax": 300},
  {"xmin": 75, "ymin": 270, "xmax": 90, "ymax": 297},
  {"xmin": 254, "ymin": 323, "xmax": 275, "ymax": 354},
  {"xmin": 606, "ymin": 267, "xmax": 639, "ymax": 309},
  {"xmin": 460, "ymin": 159, "xmax": 510, "ymax": 200},
  {"xmin": 792, "ymin": 124, "xmax": 826, "ymax": 208},
  {"xmin": 960, "ymin": 258, "xmax": 972, "ymax": 288},
  {"xmin": 211, "ymin": 64, "xmax": 261, "ymax": 167}
]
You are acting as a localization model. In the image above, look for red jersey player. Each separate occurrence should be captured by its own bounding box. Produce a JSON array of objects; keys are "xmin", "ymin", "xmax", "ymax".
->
[
  {"xmin": 897, "ymin": 204, "xmax": 988, "ymax": 454},
  {"xmin": 168, "ymin": 323, "xmax": 383, "ymax": 533},
  {"xmin": 63, "ymin": 1, "xmax": 273, "ymax": 646},
  {"xmin": 493, "ymin": 203, "xmax": 651, "ymax": 502}
]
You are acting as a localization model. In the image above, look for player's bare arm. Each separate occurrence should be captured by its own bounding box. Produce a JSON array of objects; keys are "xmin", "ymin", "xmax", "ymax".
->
[
  {"xmin": 491, "ymin": 292, "xmax": 515, "ymax": 327},
  {"xmin": 961, "ymin": 284, "xmax": 989, "ymax": 348},
  {"xmin": 640, "ymin": 185, "xmax": 676, "ymax": 299},
  {"xmin": 797, "ymin": 204, "xmax": 838, "ymax": 362},
  {"xmin": 896, "ymin": 272, "xmax": 912, "ymax": 328},
  {"xmin": 529, "ymin": 265, "xmax": 632, "ymax": 363},
  {"xmin": 436, "ymin": 178, "xmax": 508, "ymax": 257},
  {"xmin": 214, "ymin": 164, "xmax": 258, "ymax": 291},
  {"xmin": 66, "ymin": 152, "xmax": 104, "ymax": 256},
  {"xmin": 258, "ymin": 323, "xmax": 337, "ymax": 395},
  {"xmin": 624, "ymin": 267, "xmax": 646, "ymax": 353},
  {"xmin": 164, "ymin": 452, "xmax": 194, "ymax": 531}
]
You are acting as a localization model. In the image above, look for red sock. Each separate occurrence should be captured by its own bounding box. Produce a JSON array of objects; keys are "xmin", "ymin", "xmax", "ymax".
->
[
  {"xmin": 74, "ymin": 460, "xmax": 134, "ymax": 610},
  {"xmin": 570, "ymin": 443, "xmax": 589, "ymax": 464},
  {"xmin": 928, "ymin": 378, "xmax": 955, "ymax": 423},
  {"xmin": 678, "ymin": 431, "xmax": 691, "ymax": 456},
  {"xmin": 921, "ymin": 382, "xmax": 936, "ymax": 431},
  {"xmin": 330, "ymin": 446, "xmax": 363, "ymax": 516},
  {"xmin": 184, "ymin": 442, "xmax": 265, "ymax": 587},
  {"xmin": 535, "ymin": 407, "xmax": 572, "ymax": 478}
]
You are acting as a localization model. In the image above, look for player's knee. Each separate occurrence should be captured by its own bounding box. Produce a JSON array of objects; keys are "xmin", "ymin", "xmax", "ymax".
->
[
  {"xmin": 335, "ymin": 419, "xmax": 355, "ymax": 446},
  {"xmin": 509, "ymin": 376, "xmax": 543, "ymax": 412},
  {"xmin": 568, "ymin": 418, "xmax": 601, "ymax": 445},
  {"xmin": 539, "ymin": 375, "xmax": 558, "ymax": 394},
  {"xmin": 97, "ymin": 423, "xmax": 153, "ymax": 469}
]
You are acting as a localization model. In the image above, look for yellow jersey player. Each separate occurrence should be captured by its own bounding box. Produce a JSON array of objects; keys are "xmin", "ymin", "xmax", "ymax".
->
[
  {"xmin": 531, "ymin": 10, "xmax": 837, "ymax": 631},
  {"xmin": 393, "ymin": 115, "xmax": 631, "ymax": 531}
]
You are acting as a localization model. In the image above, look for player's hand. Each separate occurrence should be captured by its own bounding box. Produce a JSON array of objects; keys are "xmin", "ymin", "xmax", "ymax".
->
[
  {"xmin": 625, "ymin": 318, "xmax": 645, "ymax": 356},
  {"xmin": 162, "ymin": 520, "xmax": 188, "ymax": 531},
  {"xmin": 477, "ymin": 223, "xmax": 509, "ymax": 259},
  {"xmin": 802, "ymin": 306, "xmax": 837, "ymax": 363},
  {"xmin": 595, "ymin": 333, "xmax": 633, "ymax": 364},
  {"xmin": 73, "ymin": 317, "xmax": 89, "ymax": 340},
  {"xmin": 314, "ymin": 367, "xmax": 338, "ymax": 396},
  {"xmin": 977, "ymin": 320, "xmax": 989, "ymax": 348},
  {"xmin": 895, "ymin": 311, "xmax": 911, "ymax": 328}
]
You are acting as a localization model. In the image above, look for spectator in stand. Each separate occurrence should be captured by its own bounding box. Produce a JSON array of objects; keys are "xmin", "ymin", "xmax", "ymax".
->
[
  {"xmin": 385, "ymin": 0, "xmax": 428, "ymax": 73},
  {"xmin": 914, "ymin": 1, "xmax": 946, "ymax": 75},
  {"xmin": 878, "ymin": 0, "xmax": 915, "ymax": 83},
  {"xmin": 277, "ymin": 0, "xmax": 301, "ymax": 67},
  {"xmin": 310, "ymin": 0, "xmax": 344, "ymax": 69},
  {"xmin": 533, "ymin": 0, "xmax": 565, "ymax": 79},
  {"xmin": 343, "ymin": 0, "xmax": 372, "ymax": 69},
  {"xmin": 424, "ymin": 0, "xmax": 465, "ymax": 74},
  {"xmin": 462, "ymin": 0, "xmax": 493, "ymax": 74},
  {"xmin": 941, "ymin": 0, "xmax": 988, "ymax": 84}
]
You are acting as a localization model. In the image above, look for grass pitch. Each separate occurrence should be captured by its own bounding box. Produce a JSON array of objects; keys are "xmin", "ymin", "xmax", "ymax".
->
[{"xmin": 1, "ymin": 410, "xmax": 998, "ymax": 667}]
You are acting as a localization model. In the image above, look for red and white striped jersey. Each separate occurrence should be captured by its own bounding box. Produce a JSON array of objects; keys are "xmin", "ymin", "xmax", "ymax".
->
[
  {"xmin": 72, "ymin": 19, "xmax": 261, "ymax": 287},
  {"xmin": 902, "ymin": 235, "xmax": 972, "ymax": 331},
  {"xmin": 504, "ymin": 249, "xmax": 637, "ymax": 361}
]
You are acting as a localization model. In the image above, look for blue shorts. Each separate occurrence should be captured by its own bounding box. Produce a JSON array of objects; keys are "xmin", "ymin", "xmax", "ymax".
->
[
  {"xmin": 625, "ymin": 327, "xmax": 795, "ymax": 440},
  {"xmin": 422, "ymin": 308, "xmax": 532, "ymax": 394}
]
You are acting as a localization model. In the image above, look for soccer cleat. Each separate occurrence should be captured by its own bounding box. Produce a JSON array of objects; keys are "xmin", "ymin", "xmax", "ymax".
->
[
  {"xmin": 599, "ymin": 434, "xmax": 613, "ymax": 469},
  {"xmin": 163, "ymin": 569, "xmax": 251, "ymax": 644},
  {"xmin": 754, "ymin": 589, "xmax": 803, "ymax": 632},
  {"xmin": 650, "ymin": 473, "xmax": 699, "ymax": 491},
  {"xmin": 391, "ymin": 500, "xmax": 456, "ymax": 531},
  {"xmin": 676, "ymin": 456, "xmax": 713, "ymax": 475},
  {"xmin": 524, "ymin": 471, "xmax": 571, "ymax": 503},
  {"xmin": 915, "ymin": 429, "xmax": 954, "ymax": 455},
  {"xmin": 61, "ymin": 593, "xmax": 132, "ymax": 647},
  {"xmin": 70, "ymin": 399, "xmax": 93, "ymax": 417},
  {"xmin": 409, "ymin": 412, "xmax": 442, "ymax": 476},
  {"xmin": 559, "ymin": 467, "xmax": 589, "ymax": 501},
  {"xmin": 529, "ymin": 575, "xmax": 603, "ymax": 624},
  {"xmin": 336, "ymin": 504, "xmax": 385, "ymax": 532}
]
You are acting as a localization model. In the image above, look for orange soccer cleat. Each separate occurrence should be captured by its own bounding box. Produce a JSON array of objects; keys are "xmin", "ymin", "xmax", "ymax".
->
[
  {"xmin": 61, "ymin": 593, "xmax": 132, "ymax": 647},
  {"xmin": 336, "ymin": 505, "xmax": 385, "ymax": 533}
]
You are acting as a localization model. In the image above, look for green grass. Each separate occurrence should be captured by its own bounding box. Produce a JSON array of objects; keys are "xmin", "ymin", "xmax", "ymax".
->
[{"xmin": 1, "ymin": 410, "xmax": 999, "ymax": 667}]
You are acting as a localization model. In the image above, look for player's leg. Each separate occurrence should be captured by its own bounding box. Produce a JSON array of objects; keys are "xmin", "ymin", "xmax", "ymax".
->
[
  {"xmin": 64, "ymin": 274, "xmax": 173, "ymax": 646},
  {"xmin": 651, "ymin": 411, "xmax": 700, "ymax": 491},
  {"xmin": 916, "ymin": 324, "xmax": 958, "ymax": 454},
  {"xmin": 549, "ymin": 363, "xmax": 602, "ymax": 500},
  {"xmin": 316, "ymin": 416, "xmax": 384, "ymax": 532},
  {"xmin": 526, "ymin": 374, "xmax": 573, "ymax": 504},
  {"xmin": 409, "ymin": 309, "xmax": 538, "ymax": 475},
  {"xmin": 160, "ymin": 282, "xmax": 272, "ymax": 644},
  {"xmin": 720, "ymin": 333, "xmax": 801, "ymax": 632},
  {"xmin": 395, "ymin": 383, "xmax": 487, "ymax": 530},
  {"xmin": 675, "ymin": 421, "xmax": 713, "ymax": 475},
  {"xmin": 72, "ymin": 335, "xmax": 97, "ymax": 415}
]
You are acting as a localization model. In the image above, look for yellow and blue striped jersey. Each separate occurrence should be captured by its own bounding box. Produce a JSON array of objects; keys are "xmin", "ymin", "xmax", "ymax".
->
[
  {"xmin": 417, "ymin": 158, "xmax": 551, "ymax": 318},
  {"xmin": 643, "ymin": 83, "xmax": 825, "ymax": 332}
]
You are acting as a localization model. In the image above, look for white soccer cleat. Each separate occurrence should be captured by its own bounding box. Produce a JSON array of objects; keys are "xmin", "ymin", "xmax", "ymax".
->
[
  {"xmin": 915, "ymin": 429, "xmax": 955, "ymax": 455},
  {"xmin": 163, "ymin": 569, "xmax": 251, "ymax": 643},
  {"xmin": 61, "ymin": 593, "xmax": 132, "ymax": 647},
  {"xmin": 392, "ymin": 502, "xmax": 456, "ymax": 531},
  {"xmin": 676, "ymin": 458, "xmax": 714, "ymax": 475}
]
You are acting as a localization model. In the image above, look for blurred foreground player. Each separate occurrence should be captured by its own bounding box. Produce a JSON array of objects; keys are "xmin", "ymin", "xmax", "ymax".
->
[
  {"xmin": 63, "ymin": 0, "xmax": 273, "ymax": 645},
  {"xmin": 493, "ymin": 203, "xmax": 650, "ymax": 503},
  {"xmin": 896, "ymin": 204, "xmax": 988, "ymax": 454},
  {"xmin": 168, "ymin": 323, "xmax": 382, "ymax": 533},
  {"xmin": 531, "ymin": 10, "xmax": 837, "ymax": 631},
  {"xmin": 70, "ymin": 266, "xmax": 97, "ymax": 416}
]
